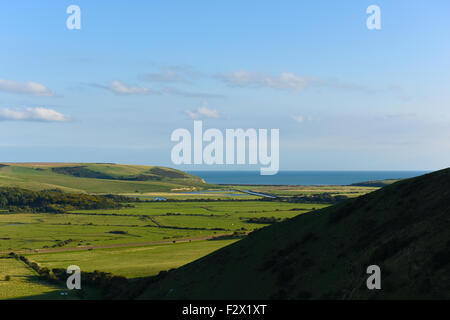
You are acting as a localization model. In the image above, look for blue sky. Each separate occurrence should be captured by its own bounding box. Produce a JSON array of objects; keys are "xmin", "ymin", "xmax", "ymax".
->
[{"xmin": 0, "ymin": 0, "xmax": 449, "ymax": 170}]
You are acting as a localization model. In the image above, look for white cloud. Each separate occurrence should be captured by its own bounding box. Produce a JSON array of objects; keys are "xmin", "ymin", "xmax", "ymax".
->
[
  {"xmin": 108, "ymin": 80, "xmax": 153, "ymax": 95},
  {"xmin": 0, "ymin": 107, "xmax": 69, "ymax": 122},
  {"xmin": 90, "ymin": 80, "xmax": 156, "ymax": 95},
  {"xmin": 217, "ymin": 71, "xmax": 315, "ymax": 91},
  {"xmin": 0, "ymin": 79, "xmax": 54, "ymax": 96},
  {"xmin": 184, "ymin": 103, "xmax": 221, "ymax": 119}
]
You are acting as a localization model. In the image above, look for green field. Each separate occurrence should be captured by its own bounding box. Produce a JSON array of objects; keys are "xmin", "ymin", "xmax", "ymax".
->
[
  {"xmin": 0, "ymin": 163, "xmax": 381, "ymax": 299},
  {"xmin": 24, "ymin": 240, "xmax": 237, "ymax": 278},
  {"xmin": 0, "ymin": 201, "xmax": 328, "ymax": 252},
  {"xmin": 0, "ymin": 257, "xmax": 80, "ymax": 300},
  {"xmin": 228, "ymin": 185, "xmax": 379, "ymax": 197},
  {"xmin": 0, "ymin": 199, "xmax": 334, "ymax": 299}
]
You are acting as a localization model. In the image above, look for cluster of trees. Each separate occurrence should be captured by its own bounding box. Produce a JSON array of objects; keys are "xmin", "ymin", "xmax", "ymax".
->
[
  {"xmin": 0, "ymin": 187, "xmax": 131, "ymax": 213},
  {"xmin": 51, "ymin": 166, "xmax": 180, "ymax": 182},
  {"xmin": 52, "ymin": 166, "xmax": 116, "ymax": 179},
  {"xmin": 10, "ymin": 253, "xmax": 60, "ymax": 284},
  {"xmin": 51, "ymin": 239, "xmax": 74, "ymax": 248},
  {"xmin": 147, "ymin": 167, "xmax": 187, "ymax": 179},
  {"xmin": 283, "ymin": 194, "xmax": 348, "ymax": 204},
  {"xmin": 243, "ymin": 216, "xmax": 282, "ymax": 224},
  {"xmin": 351, "ymin": 180, "xmax": 392, "ymax": 187},
  {"xmin": 208, "ymin": 231, "xmax": 247, "ymax": 241}
]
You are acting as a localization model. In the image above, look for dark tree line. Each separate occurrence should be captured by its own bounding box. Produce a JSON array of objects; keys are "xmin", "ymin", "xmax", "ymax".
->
[
  {"xmin": 282, "ymin": 193, "xmax": 348, "ymax": 204},
  {"xmin": 0, "ymin": 187, "xmax": 135, "ymax": 213}
]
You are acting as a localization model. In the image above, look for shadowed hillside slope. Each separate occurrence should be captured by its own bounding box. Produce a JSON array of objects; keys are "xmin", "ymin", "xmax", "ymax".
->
[{"xmin": 138, "ymin": 168, "xmax": 450, "ymax": 300}]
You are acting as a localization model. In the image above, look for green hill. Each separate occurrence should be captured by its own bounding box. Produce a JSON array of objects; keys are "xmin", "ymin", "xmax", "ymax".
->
[
  {"xmin": 138, "ymin": 168, "xmax": 450, "ymax": 300},
  {"xmin": 0, "ymin": 163, "xmax": 207, "ymax": 194}
]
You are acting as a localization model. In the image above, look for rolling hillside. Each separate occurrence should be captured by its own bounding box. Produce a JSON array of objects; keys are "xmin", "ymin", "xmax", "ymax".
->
[
  {"xmin": 138, "ymin": 168, "xmax": 450, "ymax": 300},
  {"xmin": 0, "ymin": 163, "xmax": 207, "ymax": 194}
]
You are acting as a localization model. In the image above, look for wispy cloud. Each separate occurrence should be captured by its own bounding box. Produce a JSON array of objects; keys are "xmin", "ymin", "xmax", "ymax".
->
[
  {"xmin": 322, "ymin": 78, "xmax": 376, "ymax": 94},
  {"xmin": 291, "ymin": 115, "xmax": 314, "ymax": 123},
  {"xmin": 163, "ymin": 87, "xmax": 224, "ymax": 99},
  {"xmin": 109, "ymin": 81, "xmax": 153, "ymax": 95},
  {"xmin": 91, "ymin": 80, "xmax": 157, "ymax": 95},
  {"xmin": 141, "ymin": 66, "xmax": 198, "ymax": 84},
  {"xmin": 184, "ymin": 103, "xmax": 222, "ymax": 119},
  {"xmin": 0, "ymin": 79, "xmax": 54, "ymax": 96},
  {"xmin": 89, "ymin": 79, "xmax": 223, "ymax": 99},
  {"xmin": 291, "ymin": 115, "xmax": 304, "ymax": 123},
  {"xmin": 216, "ymin": 70, "xmax": 392, "ymax": 96},
  {"xmin": 0, "ymin": 107, "xmax": 70, "ymax": 122},
  {"xmin": 378, "ymin": 112, "xmax": 417, "ymax": 120},
  {"xmin": 216, "ymin": 71, "xmax": 317, "ymax": 91}
]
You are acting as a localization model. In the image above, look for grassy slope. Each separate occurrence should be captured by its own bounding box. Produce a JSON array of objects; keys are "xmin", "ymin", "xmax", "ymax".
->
[
  {"xmin": 0, "ymin": 163, "xmax": 207, "ymax": 193},
  {"xmin": 0, "ymin": 257, "xmax": 81, "ymax": 300},
  {"xmin": 139, "ymin": 168, "xmax": 450, "ymax": 300}
]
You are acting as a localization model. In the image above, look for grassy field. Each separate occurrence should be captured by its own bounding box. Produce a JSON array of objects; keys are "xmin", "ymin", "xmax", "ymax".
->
[
  {"xmin": 228, "ymin": 185, "xmax": 379, "ymax": 197},
  {"xmin": 121, "ymin": 190, "xmax": 260, "ymax": 200},
  {"xmin": 0, "ymin": 201, "xmax": 328, "ymax": 252},
  {"xmin": 0, "ymin": 199, "xmax": 333, "ymax": 299},
  {"xmin": 0, "ymin": 163, "xmax": 382, "ymax": 299},
  {"xmin": 24, "ymin": 240, "xmax": 237, "ymax": 278},
  {"xmin": 0, "ymin": 257, "xmax": 80, "ymax": 300}
]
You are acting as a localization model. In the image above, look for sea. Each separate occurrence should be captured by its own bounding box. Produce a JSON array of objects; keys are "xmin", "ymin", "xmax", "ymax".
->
[{"xmin": 187, "ymin": 171, "xmax": 429, "ymax": 186}]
